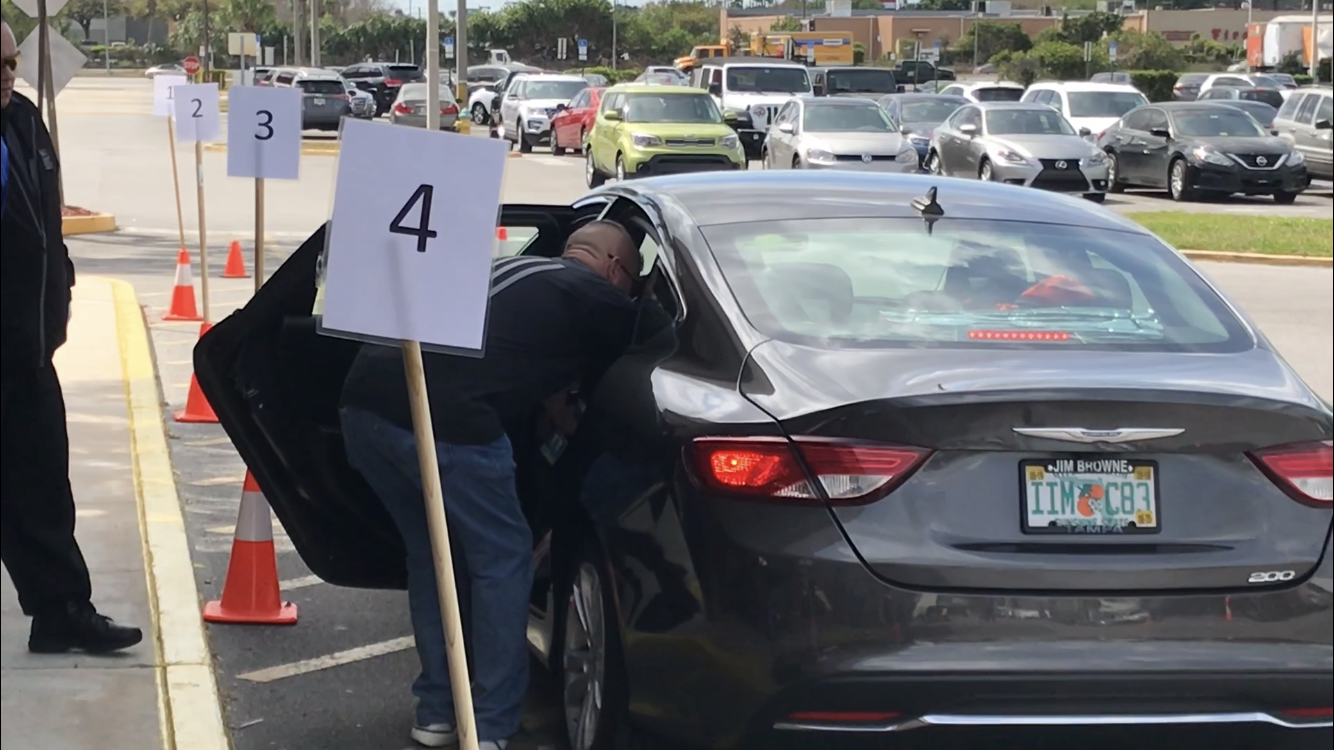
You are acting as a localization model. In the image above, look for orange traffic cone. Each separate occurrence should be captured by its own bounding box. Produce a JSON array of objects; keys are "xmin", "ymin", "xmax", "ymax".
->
[
  {"xmin": 222, "ymin": 240, "xmax": 249, "ymax": 279},
  {"xmin": 202, "ymin": 470, "xmax": 299, "ymax": 625},
  {"xmin": 163, "ymin": 249, "xmax": 202, "ymax": 322},
  {"xmin": 175, "ymin": 322, "xmax": 219, "ymax": 424},
  {"xmin": 496, "ymin": 226, "xmax": 509, "ymax": 241}
]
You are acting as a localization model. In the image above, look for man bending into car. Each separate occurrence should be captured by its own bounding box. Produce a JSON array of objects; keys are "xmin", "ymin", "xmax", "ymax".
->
[{"xmin": 338, "ymin": 221, "xmax": 647, "ymax": 749}]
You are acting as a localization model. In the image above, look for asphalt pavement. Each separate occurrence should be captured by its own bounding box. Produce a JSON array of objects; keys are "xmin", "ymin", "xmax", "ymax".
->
[{"xmin": 27, "ymin": 76, "xmax": 1334, "ymax": 750}]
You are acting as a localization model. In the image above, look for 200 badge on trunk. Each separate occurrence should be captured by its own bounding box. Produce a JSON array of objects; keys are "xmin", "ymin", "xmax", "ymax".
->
[{"xmin": 1022, "ymin": 458, "xmax": 1160, "ymax": 535}]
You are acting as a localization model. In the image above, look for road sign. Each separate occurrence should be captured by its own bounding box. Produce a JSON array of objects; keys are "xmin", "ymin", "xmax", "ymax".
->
[
  {"xmin": 1083, "ymin": 41, "xmax": 1093, "ymax": 62},
  {"xmin": 226, "ymin": 87, "xmax": 303, "ymax": 180},
  {"xmin": 320, "ymin": 119, "xmax": 509, "ymax": 352},
  {"xmin": 557, "ymin": 37, "xmax": 568, "ymax": 61},
  {"xmin": 228, "ymin": 32, "xmax": 259, "ymax": 56},
  {"xmin": 14, "ymin": 27, "xmax": 86, "ymax": 97},
  {"xmin": 1108, "ymin": 41, "xmax": 1118, "ymax": 63},
  {"xmin": 152, "ymin": 74, "xmax": 188, "ymax": 117},
  {"xmin": 171, "ymin": 83, "xmax": 222, "ymax": 143},
  {"xmin": 11, "ymin": 0, "xmax": 70, "ymax": 17},
  {"xmin": 577, "ymin": 38, "xmax": 588, "ymax": 62},
  {"xmin": 444, "ymin": 36, "xmax": 455, "ymax": 59},
  {"xmin": 182, "ymin": 56, "xmax": 202, "ymax": 75}
]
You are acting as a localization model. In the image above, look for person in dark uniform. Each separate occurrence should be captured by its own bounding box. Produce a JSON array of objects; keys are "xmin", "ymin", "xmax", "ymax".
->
[
  {"xmin": 1, "ymin": 20, "xmax": 142, "ymax": 654},
  {"xmin": 339, "ymin": 220, "xmax": 664, "ymax": 749}
]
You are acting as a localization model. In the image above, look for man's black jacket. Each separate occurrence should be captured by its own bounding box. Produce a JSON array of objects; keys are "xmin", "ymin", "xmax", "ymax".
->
[{"xmin": 1, "ymin": 92, "xmax": 74, "ymax": 368}]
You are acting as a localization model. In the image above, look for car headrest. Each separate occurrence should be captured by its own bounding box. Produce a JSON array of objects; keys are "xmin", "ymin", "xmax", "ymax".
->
[{"xmin": 763, "ymin": 262, "xmax": 856, "ymax": 326}]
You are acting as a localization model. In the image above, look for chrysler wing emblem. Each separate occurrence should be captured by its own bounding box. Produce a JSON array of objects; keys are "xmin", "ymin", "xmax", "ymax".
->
[
  {"xmin": 861, "ymin": 153, "xmax": 873, "ymax": 163},
  {"xmin": 1055, "ymin": 160, "xmax": 1068, "ymax": 169},
  {"xmin": 1012, "ymin": 427, "xmax": 1184, "ymax": 444},
  {"xmin": 1256, "ymin": 155, "xmax": 1268, "ymax": 166}
]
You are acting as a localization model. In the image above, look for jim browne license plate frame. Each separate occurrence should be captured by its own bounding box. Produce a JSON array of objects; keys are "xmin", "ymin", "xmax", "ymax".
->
[{"xmin": 1019, "ymin": 457, "xmax": 1161, "ymax": 536}]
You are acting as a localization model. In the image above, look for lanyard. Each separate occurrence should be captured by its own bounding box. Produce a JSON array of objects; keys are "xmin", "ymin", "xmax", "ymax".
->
[{"xmin": 1, "ymin": 136, "xmax": 9, "ymax": 215}]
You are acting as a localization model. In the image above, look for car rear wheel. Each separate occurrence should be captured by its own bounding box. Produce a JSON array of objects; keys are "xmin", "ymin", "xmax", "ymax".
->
[
  {"xmin": 760, "ymin": 148, "xmax": 769, "ymax": 169},
  {"xmin": 1168, "ymin": 158, "xmax": 1196, "ymax": 202},
  {"xmin": 1273, "ymin": 191, "xmax": 1299, "ymax": 204},
  {"xmin": 792, "ymin": 155, "xmax": 802, "ymax": 169},
  {"xmin": 519, "ymin": 124, "xmax": 534, "ymax": 153},
  {"xmin": 471, "ymin": 102, "xmax": 489, "ymax": 125},
  {"xmin": 553, "ymin": 130, "xmax": 567, "ymax": 156},
  {"xmin": 615, "ymin": 154, "xmax": 628, "ymax": 181},
  {"xmin": 586, "ymin": 148, "xmax": 606, "ymax": 189},
  {"xmin": 979, "ymin": 158, "xmax": 995, "ymax": 182},
  {"xmin": 1106, "ymin": 151, "xmax": 1126, "ymax": 193}
]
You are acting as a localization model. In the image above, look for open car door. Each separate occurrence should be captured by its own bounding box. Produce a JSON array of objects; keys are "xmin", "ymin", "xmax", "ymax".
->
[{"xmin": 193, "ymin": 204, "xmax": 592, "ymax": 589}]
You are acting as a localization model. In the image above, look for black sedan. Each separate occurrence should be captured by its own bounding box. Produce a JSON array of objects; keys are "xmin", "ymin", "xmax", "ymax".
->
[
  {"xmin": 1098, "ymin": 101, "xmax": 1311, "ymax": 203},
  {"xmin": 877, "ymin": 93, "xmax": 969, "ymax": 166},
  {"xmin": 194, "ymin": 173, "xmax": 1333, "ymax": 750}
]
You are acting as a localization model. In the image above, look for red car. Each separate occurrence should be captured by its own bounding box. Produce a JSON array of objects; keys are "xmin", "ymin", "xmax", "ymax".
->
[{"xmin": 550, "ymin": 87, "xmax": 603, "ymax": 156}]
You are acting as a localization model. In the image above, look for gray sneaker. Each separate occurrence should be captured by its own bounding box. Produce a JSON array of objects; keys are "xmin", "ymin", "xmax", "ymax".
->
[
  {"xmin": 479, "ymin": 741, "xmax": 508, "ymax": 750},
  {"xmin": 410, "ymin": 723, "xmax": 458, "ymax": 748}
]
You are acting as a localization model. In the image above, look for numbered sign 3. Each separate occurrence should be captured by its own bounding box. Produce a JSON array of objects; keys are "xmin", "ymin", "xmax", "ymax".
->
[
  {"xmin": 153, "ymin": 74, "xmax": 189, "ymax": 117},
  {"xmin": 172, "ymin": 83, "xmax": 223, "ymax": 143},
  {"xmin": 226, "ymin": 86, "xmax": 303, "ymax": 180},
  {"xmin": 320, "ymin": 119, "xmax": 510, "ymax": 354}
]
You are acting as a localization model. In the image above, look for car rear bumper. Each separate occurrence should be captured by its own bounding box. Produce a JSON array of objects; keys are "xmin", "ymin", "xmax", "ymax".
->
[
  {"xmin": 1188, "ymin": 162, "xmax": 1310, "ymax": 194},
  {"xmin": 390, "ymin": 113, "xmax": 460, "ymax": 130}
]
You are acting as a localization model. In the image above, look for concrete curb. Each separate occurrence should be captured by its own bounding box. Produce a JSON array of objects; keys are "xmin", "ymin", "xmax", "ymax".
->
[
  {"xmin": 1181, "ymin": 250, "xmax": 1333, "ymax": 268},
  {"xmin": 202, "ymin": 141, "xmax": 340, "ymax": 156},
  {"xmin": 107, "ymin": 277, "xmax": 231, "ymax": 750},
  {"xmin": 62, "ymin": 213, "xmax": 119, "ymax": 236}
]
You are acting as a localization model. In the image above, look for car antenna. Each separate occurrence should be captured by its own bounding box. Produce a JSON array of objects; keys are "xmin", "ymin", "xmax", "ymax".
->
[{"xmin": 912, "ymin": 186, "xmax": 945, "ymax": 235}]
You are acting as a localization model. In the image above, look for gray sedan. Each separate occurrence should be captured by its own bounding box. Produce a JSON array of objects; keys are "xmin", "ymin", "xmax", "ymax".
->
[
  {"xmin": 927, "ymin": 101, "xmax": 1111, "ymax": 202},
  {"xmin": 388, "ymin": 83, "xmax": 460, "ymax": 130},
  {"xmin": 762, "ymin": 96, "xmax": 919, "ymax": 172}
]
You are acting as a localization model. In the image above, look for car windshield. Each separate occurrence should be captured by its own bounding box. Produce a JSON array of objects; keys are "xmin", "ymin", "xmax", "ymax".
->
[
  {"xmin": 524, "ymin": 80, "xmax": 587, "ymax": 100},
  {"xmin": 1067, "ymin": 91, "xmax": 1149, "ymax": 118},
  {"xmin": 1252, "ymin": 75, "xmax": 1282, "ymax": 88},
  {"xmin": 826, "ymin": 69, "xmax": 897, "ymax": 94},
  {"xmin": 1224, "ymin": 101, "xmax": 1278, "ymax": 126},
  {"xmin": 1178, "ymin": 74, "xmax": 1208, "ymax": 86},
  {"xmin": 803, "ymin": 103, "xmax": 895, "ymax": 132},
  {"xmin": 298, "ymin": 79, "xmax": 346, "ymax": 95},
  {"xmin": 583, "ymin": 74, "xmax": 609, "ymax": 87},
  {"xmin": 1268, "ymin": 73, "xmax": 1296, "ymax": 85},
  {"xmin": 1174, "ymin": 109, "xmax": 1265, "ymax": 137},
  {"xmin": 624, "ymin": 93, "xmax": 722, "ymax": 123},
  {"xmin": 1240, "ymin": 88, "xmax": 1286, "ymax": 107},
  {"xmin": 972, "ymin": 86, "xmax": 1024, "ymax": 102},
  {"xmin": 726, "ymin": 66, "xmax": 811, "ymax": 94},
  {"xmin": 901, "ymin": 99, "xmax": 966, "ymax": 123},
  {"xmin": 700, "ymin": 218, "xmax": 1250, "ymax": 353},
  {"xmin": 398, "ymin": 83, "xmax": 458, "ymax": 102},
  {"xmin": 985, "ymin": 108, "xmax": 1076, "ymax": 135}
]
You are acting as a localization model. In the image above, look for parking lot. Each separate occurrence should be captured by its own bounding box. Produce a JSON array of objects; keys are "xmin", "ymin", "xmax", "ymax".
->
[{"xmin": 23, "ymin": 76, "xmax": 1334, "ymax": 750}]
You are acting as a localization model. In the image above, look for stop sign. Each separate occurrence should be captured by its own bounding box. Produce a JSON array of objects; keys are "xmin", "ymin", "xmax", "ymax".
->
[{"xmin": 182, "ymin": 56, "xmax": 201, "ymax": 75}]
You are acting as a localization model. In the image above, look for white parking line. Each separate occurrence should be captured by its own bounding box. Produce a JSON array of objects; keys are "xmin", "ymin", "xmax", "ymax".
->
[
  {"xmin": 279, "ymin": 575, "xmax": 324, "ymax": 591},
  {"xmin": 236, "ymin": 636, "xmax": 416, "ymax": 683}
]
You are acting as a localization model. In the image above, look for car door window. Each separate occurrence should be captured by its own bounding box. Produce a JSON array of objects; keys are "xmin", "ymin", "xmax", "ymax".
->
[
  {"xmin": 1277, "ymin": 92, "xmax": 1306, "ymax": 120},
  {"xmin": 275, "ymin": 72, "xmax": 295, "ymax": 86},
  {"xmin": 569, "ymin": 90, "xmax": 588, "ymax": 109},
  {"xmin": 1121, "ymin": 109, "xmax": 1151, "ymax": 132},
  {"xmin": 1144, "ymin": 109, "xmax": 1169, "ymax": 134},
  {"xmin": 1314, "ymin": 95, "xmax": 1332, "ymax": 126},
  {"xmin": 1295, "ymin": 94, "xmax": 1320, "ymax": 125}
]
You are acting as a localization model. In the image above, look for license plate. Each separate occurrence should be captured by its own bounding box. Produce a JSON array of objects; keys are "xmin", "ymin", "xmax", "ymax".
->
[
  {"xmin": 314, "ymin": 97, "xmax": 325, "ymax": 105},
  {"xmin": 1021, "ymin": 458, "xmax": 1159, "ymax": 535}
]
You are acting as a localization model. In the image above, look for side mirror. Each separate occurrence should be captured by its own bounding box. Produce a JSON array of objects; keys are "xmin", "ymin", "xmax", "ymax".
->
[
  {"xmin": 1078, "ymin": 126, "xmax": 1092, "ymax": 137},
  {"xmin": 1270, "ymin": 128, "xmax": 1280, "ymax": 136},
  {"xmin": 602, "ymin": 109, "xmax": 622, "ymax": 122},
  {"xmin": 812, "ymin": 85, "xmax": 825, "ymax": 97},
  {"xmin": 1316, "ymin": 118, "xmax": 1333, "ymax": 130},
  {"xmin": 959, "ymin": 123, "xmax": 978, "ymax": 137},
  {"xmin": 1149, "ymin": 127, "xmax": 1171, "ymax": 138},
  {"xmin": 778, "ymin": 122, "xmax": 795, "ymax": 134},
  {"xmin": 723, "ymin": 110, "xmax": 738, "ymax": 123},
  {"xmin": 708, "ymin": 83, "xmax": 722, "ymax": 97}
]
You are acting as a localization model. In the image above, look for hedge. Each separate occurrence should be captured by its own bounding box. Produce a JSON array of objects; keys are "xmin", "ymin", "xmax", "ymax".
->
[
  {"xmin": 567, "ymin": 65, "xmax": 642, "ymax": 84},
  {"xmin": 1127, "ymin": 70, "xmax": 1178, "ymax": 103}
]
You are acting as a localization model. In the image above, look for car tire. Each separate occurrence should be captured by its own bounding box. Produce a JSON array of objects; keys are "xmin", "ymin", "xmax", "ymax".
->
[
  {"xmin": 1084, "ymin": 192, "xmax": 1107, "ymax": 204},
  {"xmin": 616, "ymin": 154, "xmax": 628, "ymax": 181},
  {"xmin": 1106, "ymin": 151, "xmax": 1126, "ymax": 193},
  {"xmin": 555, "ymin": 537, "xmax": 653, "ymax": 750},
  {"xmin": 1272, "ymin": 191, "xmax": 1299, "ymax": 204},
  {"xmin": 1168, "ymin": 158, "xmax": 1196, "ymax": 202},
  {"xmin": 553, "ymin": 131, "xmax": 567, "ymax": 156},
  {"xmin": 760, "ymin": 148, "xmax": 768, "ymax": 169},
  {"xmin": 979, "ymin": 158, "xmax": 995, "ymax": 182},
  {"xmin": 792, "ymin": 155, "xmax": 802, "ymax": 170},
  {"xmin": 926, "ymin": 151, "xmax": 942, "ymax": 175},
  {"xmin": 471, "ymin": 102, "xmax": 489, "ymax": 125},
  {"xmin": 519, "ymin": 125, "xmax": 534, "ymax": 153},
  {"xmin": 586, "ymin": 148, "xmax": 606, "ymax": 189}
]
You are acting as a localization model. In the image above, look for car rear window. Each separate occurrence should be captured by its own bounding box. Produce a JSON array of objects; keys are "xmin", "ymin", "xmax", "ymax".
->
[
  {"xmin": 387, "ymin": 64, "xmax": 424, "ymax": 80},
  {"xmin": 700, "ymin": 218, "xmax": 1252, "ymax": 353},
  {"xmin": 973, "ymin": 87, "xmax": 1024, "ymax": 102},
  {"xmin": 1178, "ymin": 74, "xmax": 1208, "ymax": 85},
  {"xmin": 298, "ymin": 79, "xmax": 346, "ymax": 95}
]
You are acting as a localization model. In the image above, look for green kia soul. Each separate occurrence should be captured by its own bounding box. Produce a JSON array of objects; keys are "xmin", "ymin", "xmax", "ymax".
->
[{"xmin": 586, "ymin": 84, "xmax": 748, "ymax": 187}]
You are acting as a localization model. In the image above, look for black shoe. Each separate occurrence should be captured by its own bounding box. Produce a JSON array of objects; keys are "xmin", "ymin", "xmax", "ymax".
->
[{"xmin": 28, "ymin": 602, "xmax": 144, "ymax": 654}]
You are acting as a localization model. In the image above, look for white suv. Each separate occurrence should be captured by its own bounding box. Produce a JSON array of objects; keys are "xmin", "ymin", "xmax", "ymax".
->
[
  {"xmin": 498, "ymin": 74, "xmax": 590, "ymax": 153},
  {"xmin": 1021, "ymin": 81, "xmax": 1148, "ymax": 140},
  {"xmin": 692, "ymin": 57, "xmax": 814, "ymax": 159}
]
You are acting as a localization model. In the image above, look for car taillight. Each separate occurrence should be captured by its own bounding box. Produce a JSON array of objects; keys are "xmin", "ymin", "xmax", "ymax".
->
[
  {"xmin": 392, "ymin": 102, "xmax": 413, "ymax": 114},
  {"xmin": 334, "ymin": 93, "xmax": 349, "ymax": 100},
  {"xmin": 385, "ymin": 78, "xmax": 403, "ymax": 86},
  {"xmin": 689, "ymin": 437, "xmax": 929, "ymax": 505},
  {"xmin": 442, "ymin": 103, "xmax": 458, "ymax": 115},
  {"xmin": 1249, "ymin": 441, "xmax": 1333, "ymax": 507}
]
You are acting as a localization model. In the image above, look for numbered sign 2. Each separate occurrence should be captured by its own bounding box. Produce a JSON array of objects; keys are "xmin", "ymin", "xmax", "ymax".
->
[
  {"xmin": 320, "ymin": 118, "xmax": 509, "ymax": 354},
  {"xmin": 153, "ymin": 74, "xmax": 188, "ymax": 117},
  {"xmin": 171, "ymin": 83, "xmax": 222, "ymax": 143},
  {"xmin": 226, "ymin": 86, "xmax": 303, "ymax": 180}
]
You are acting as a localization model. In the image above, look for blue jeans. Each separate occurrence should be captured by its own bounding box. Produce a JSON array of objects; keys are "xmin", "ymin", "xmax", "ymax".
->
[{"xmin": 340, "ymin": 407, "xmax": 532, "ymax": 741}]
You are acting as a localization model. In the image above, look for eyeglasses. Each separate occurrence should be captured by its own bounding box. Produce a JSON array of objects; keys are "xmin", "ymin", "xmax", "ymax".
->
[{"xmin": 2, "ymin": 55, "xmax": 18, "ymax": 72}]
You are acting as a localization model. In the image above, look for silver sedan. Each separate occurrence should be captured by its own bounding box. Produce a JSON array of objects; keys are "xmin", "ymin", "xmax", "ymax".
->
[
  {"xmin": 388, "ymin": 83, "xmax": 461, "ymax": 130},
  {"xmin": 927, "ymin": 101, "xmax": 1111, "ymax": 202},
  {"xmin": 762, "ymin": 96, "xmax": 919, "ymax": 172}
]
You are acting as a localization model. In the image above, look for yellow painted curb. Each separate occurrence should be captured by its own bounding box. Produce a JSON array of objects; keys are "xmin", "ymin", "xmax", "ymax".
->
[
  {"xmin": 454, "ymin": 121, "xmax": 472, "ymax": 135},
  {"xmin": 507, "ymin": 152, "xmax": 522, "ymax": 158},
  {"xmin": 1181, "ymin": 249, "xmax": 1333, "ymax": 268},
  {"xmin": 203, "ymin": 141, "xmax": 340, "ymax": 156},
  {"xmin": 62, "ymin": 212, "xmax": 118, "ymax": 236},
  {"xmin": 107, "ymin": 277, "xmax": 231, "ymax": 750}
]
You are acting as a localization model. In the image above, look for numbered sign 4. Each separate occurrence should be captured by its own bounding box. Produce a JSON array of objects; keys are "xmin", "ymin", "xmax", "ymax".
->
[
  {"xmin": 320, "ymin": 119, "xmax": 510, "ymax": 353},
  {"xmin": 153, "ymin": 74, "xmax": 189, "ymax": 117},
  {"xmin": 226, "ymin": 86, "xmax": 303, "ymax": 180},
  {"xmin": 172, "ymin": 83, "xmax": 223, "ymax": 143}
]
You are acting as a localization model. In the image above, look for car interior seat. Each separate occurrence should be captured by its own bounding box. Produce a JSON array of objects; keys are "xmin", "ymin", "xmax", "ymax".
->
[{"xmin": 761, "ymin": 262, "xmax": 856, "ymax": 329}]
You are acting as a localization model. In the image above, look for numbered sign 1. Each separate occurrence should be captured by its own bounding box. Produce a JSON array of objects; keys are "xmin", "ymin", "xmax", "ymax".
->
[
  {"xmin": 153, "ymin": 74, "xmax": 188, "ymax": 117},
  {"xmin": 320, "ymin": 118, "xmax": 509, "ymax": 354},
  {"xmin": 171, "ymin": 83, "xmax": 222, "ymax": 143},
  {"xmin": 226, "ymin": 86, "xmax": 303, "ymax": 180}
]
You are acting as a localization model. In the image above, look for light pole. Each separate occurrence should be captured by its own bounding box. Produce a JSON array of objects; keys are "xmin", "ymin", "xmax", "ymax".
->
[
  {"xmin": 456, "ymin": 0, "xmax": 468, "ymax": 108},
  {"xmin": 1245, "ymin": 1, "xmax": 1253, "ymax": 71},
  {"xmin": 973, "ymin": 5, "xmax": 982, "ymax": 69},
  {"xmin": 611, "ymin": 0, "xmax": 618, "ymax": 71},
  {"xmin": 103, "ymin": 0, "xmax": 111, "ymax": 75},
  {"xmin": 309, "ymin": 0, "xmax": 321, "ymax": 67}
]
